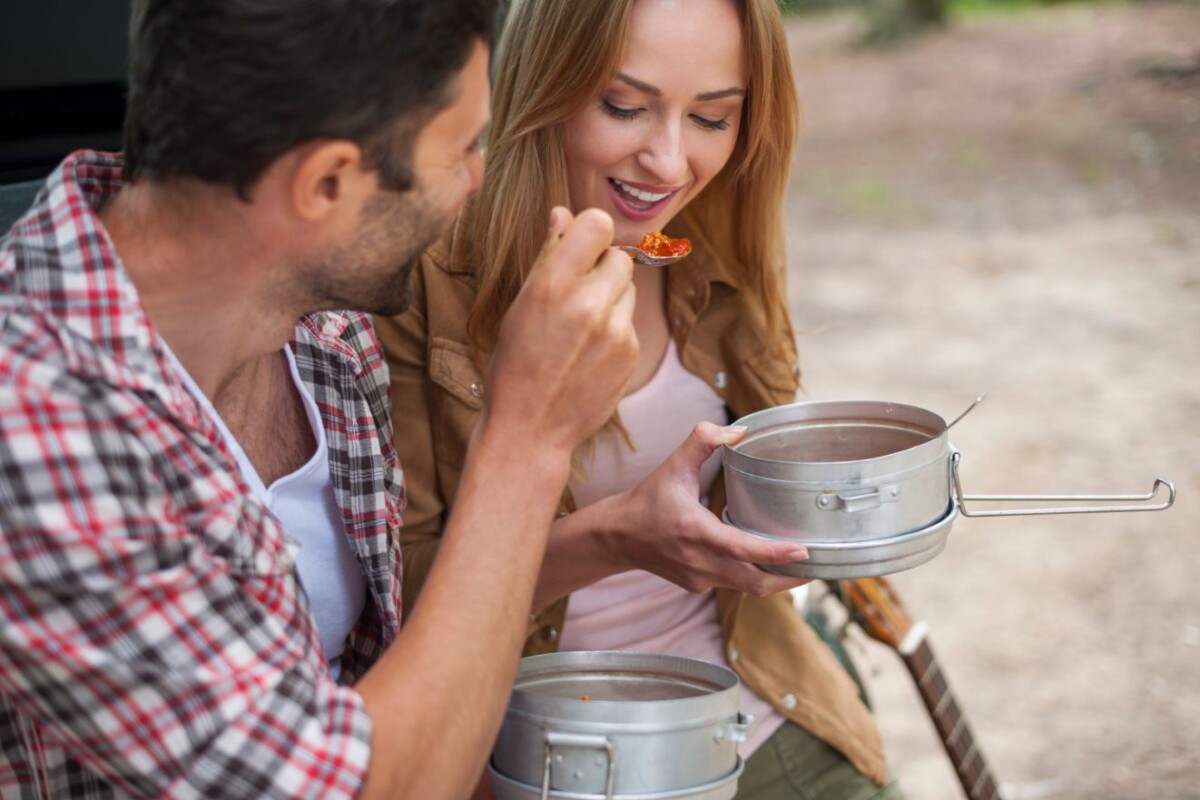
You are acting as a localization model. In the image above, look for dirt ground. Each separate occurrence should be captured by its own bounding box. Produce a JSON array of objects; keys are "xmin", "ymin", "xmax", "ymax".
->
[{"xmin": 781, "ymin": 3, "xmax": 1200, "ymax": 798}]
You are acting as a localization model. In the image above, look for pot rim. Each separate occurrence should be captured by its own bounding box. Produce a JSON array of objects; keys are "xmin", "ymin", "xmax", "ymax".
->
[
  {"xmin": 508, "ymin": 652, "xmax": 740, "ymax": 725},
  {"xmin": 724, "ymin": 400, "xmax": 951, "ymax": 482}
]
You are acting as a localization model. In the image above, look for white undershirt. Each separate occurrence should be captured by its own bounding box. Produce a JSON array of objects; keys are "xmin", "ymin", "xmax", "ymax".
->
[
  {"xmin": 163, "ymin": 345, "xmax": 367, "ymax": 679},
  {"xmin": 564, "ymin": 338, "xmax": 786, "ymax": 756}
]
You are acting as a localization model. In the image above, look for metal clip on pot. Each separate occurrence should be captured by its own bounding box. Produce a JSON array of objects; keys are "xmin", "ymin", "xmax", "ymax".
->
[
  {"xmin": 951, "ymin": 451, "xmax": 1177, "ymax": 518},
  {"xmin": 540, "ymin": 732, "xmax": 616, "ymax": 800},
  {"xmin": 715, "ymin": 712, "xmax": 757, "ymax": 744}
]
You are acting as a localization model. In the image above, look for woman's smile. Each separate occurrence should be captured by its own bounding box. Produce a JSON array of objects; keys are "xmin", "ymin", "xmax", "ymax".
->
[{"xmin": 608, "ymin": 177, "xmax": 683, "ymax": 221}]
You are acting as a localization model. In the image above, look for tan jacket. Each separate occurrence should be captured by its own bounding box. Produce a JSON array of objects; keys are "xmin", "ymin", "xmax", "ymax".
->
[{"xmin": 374, "ymin": 242, "xmax": 888, "ymax": 785}]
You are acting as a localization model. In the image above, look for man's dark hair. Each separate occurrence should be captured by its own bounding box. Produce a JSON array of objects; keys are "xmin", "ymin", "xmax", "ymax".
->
[{"xmin": 123, "ymin": 0, "xmax": 496, "ymax": 197}]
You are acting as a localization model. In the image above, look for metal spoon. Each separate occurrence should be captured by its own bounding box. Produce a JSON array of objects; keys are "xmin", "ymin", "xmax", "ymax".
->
[
  {"xmin": 946, "ymin": 393, "xmax": 987, "ymax": 431},
  {"xmin": 616, "ymin": 245, "xmax": 690, "ymax": 268}
]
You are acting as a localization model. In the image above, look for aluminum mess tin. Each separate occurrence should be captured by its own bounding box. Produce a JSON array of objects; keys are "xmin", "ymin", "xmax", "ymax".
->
[
  {"xmin": 721, "ymin": 399, "xmax": 1177, "ymax": 580},
  {"xmin": 490, "ymin": 652, "xmax": 751, "ymax": 800},
  {"xmin": 723, "ymin": 401, "xmax": 953, "ymax": 545}
]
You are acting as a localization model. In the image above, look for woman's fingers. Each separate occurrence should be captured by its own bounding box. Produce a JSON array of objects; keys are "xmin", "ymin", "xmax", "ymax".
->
[{"xmin": 665, "ymin": 422, "xmax": 748, "ymax": 476}]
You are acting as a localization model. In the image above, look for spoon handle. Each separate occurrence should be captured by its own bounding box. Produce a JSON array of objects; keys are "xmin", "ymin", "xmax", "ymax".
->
[
  {"xmin": 615, "ymin": 246, "xmax": 677, "ymax": 267},
  {"xmin": 946, "ymin": 393, "xmax": 987, "ymax": 430}
]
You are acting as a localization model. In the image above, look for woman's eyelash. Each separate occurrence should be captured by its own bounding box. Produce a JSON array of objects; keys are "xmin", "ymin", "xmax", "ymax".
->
[
  {"xmin": 692, "ymin": 115, "xmax": 730, "ymax": 131},
  {"xmin": 600, "ymin": 99, "xmax": 639, "ymax": 119},
  {"xmin": 600, "ymin": 98, "xmax": 730, "ymax": 132}
]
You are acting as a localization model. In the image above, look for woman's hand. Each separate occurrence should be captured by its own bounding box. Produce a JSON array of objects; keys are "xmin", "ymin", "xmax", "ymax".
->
[{"xmin": 598, "ymin": 421, "xmax": 812, "ymax": 596}]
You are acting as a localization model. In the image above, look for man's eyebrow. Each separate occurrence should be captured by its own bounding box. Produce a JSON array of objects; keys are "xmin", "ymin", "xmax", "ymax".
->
[{"xmin": 616, "ymin": 73, "xmax": 746, "ymax": 102}]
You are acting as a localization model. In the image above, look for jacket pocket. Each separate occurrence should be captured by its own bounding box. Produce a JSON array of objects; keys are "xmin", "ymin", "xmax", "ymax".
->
[{"xmin": 428, "ymin": 337, "xmax": 484, "ymax": 470}]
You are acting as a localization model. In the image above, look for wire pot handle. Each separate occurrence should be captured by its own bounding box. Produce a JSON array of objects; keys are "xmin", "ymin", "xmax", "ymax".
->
[
  {"xmin": 951, "ymin": 451, "xmax": 1176, "ymax": 518},
  {"xmin": 541, "ymin": 732, "xmax": 616, "ymax": 800}
]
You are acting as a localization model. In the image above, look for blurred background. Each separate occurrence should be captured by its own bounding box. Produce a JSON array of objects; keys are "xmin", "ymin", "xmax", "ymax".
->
[
  {"xmin": 779, "ymin": 1, "xmax": 1199, "ymax": 798},
  {"xmin": 2, "ymin": 0, "xmax": 1197, "ymax": 796}
]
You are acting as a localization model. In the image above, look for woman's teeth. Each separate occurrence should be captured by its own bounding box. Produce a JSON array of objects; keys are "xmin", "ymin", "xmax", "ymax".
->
[{"xmin": 611, "ymin": 178, "xmax": 671, "ymax": 209}]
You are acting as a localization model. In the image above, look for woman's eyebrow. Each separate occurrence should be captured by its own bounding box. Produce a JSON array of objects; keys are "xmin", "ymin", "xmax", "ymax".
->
[
  {"xmin": 695, "ymin": 87, "xmax": 745, "ymax": 101},
  {"xmin": 616, "ymin": 72, "xmax": 661, "ymax": 96},
  {"xmin": 616, "ymin": 72, "xmax": 745, "ymax": 102}
]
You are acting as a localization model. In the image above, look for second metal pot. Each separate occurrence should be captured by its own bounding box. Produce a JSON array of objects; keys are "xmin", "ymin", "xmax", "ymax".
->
[{"xmin": 491, "ymin": 652, "xmax": 750, "ymax": 800}]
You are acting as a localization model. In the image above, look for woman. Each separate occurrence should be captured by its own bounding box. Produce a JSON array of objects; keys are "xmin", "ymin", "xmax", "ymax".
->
[{"xmin": 376, "ymin": 0, "xmax": 902, "ymax": 796}]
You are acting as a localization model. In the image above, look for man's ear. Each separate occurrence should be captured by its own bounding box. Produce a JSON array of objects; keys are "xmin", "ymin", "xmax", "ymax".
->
[{"xmin": 289, "ymin": 140, "xmax": 374, "ymax": 223}]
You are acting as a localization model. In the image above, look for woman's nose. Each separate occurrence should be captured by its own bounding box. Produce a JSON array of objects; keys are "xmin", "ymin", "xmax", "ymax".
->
[{"xmin": 636, "ymin": 121, "xmax": 688, "ymax": 185}]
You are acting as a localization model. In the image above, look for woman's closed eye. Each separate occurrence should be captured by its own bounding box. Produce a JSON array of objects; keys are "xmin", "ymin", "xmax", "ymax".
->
[
  {"xmin": 600, "ymin": 98, "xmax": 732, "ymax": 132},
  {"xmin": 691, "ymin": 114, "xmax": 730, "ymax": 131},
  {"xmin": 600, "ymin": 98, "xmax": 641, "ymax": 120}
]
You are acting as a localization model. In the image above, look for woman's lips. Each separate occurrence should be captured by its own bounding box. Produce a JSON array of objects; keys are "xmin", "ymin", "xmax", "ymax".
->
[{"xmin": 607, "ymin": 177, "xmax": 677, "ymax": 222}]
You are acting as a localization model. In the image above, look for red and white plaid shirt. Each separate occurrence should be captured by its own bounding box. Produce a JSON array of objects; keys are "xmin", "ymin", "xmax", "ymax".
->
[{"xmin": 0, "ymin": 151, "xmax": 405, "ymax": 798}]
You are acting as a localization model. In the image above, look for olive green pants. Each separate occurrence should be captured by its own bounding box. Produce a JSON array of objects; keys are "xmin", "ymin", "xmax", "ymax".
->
[{"xmin": 734, "ymin": 722, "xmax": 905, "ymax": 800}]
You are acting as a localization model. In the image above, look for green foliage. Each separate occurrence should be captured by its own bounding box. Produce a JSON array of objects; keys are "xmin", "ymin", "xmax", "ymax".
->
[
  {"xmin": 807, "ymin": 0, "xmax": 1132, "ymax": 45},
  {"xmin": 777, "ymin": 0, "xmax": 1130, "ymax": 23},
  {"xmin": 952, "ymin": 0, "xmax": 1127, "ymax": 20},
  {"xmin": 776, "ymin": 0, "xmax": 845, "ymax": 14}
]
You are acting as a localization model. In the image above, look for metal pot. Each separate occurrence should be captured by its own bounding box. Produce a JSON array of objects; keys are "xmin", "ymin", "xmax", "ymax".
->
[
  {"xmin": 490, "ymin": 652, "xmax": 750, "ymax": 800},
  {"xmin": 724, "ymin": 401, "xmax": 952, "ymax": 544},
  {"xmin": 722, "ymin": 400, "xmax": 1176, "ymax": 579}
]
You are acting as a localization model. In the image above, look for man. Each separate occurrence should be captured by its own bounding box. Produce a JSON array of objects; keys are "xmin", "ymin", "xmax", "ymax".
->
[{"xmin": 0, "ymin": 1, "xmax": 638, "ymax": 798}]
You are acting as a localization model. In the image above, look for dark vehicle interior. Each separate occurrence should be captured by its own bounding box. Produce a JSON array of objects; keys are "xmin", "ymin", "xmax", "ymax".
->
[{"xmin": 0, "ymin": 0, "xmax": 128, "ymax": 226}]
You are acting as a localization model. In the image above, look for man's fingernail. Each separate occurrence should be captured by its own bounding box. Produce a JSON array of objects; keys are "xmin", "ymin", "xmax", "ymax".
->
[
  {"xmin": 728, "ymin": 425, "xmax": 747, "ymax": 435},
  {"xmin": 787, "ymin": 549, "xmax": 810, "ymax": 561}
]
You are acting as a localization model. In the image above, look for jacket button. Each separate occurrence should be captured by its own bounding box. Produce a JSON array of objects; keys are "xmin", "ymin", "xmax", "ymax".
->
[
  {"xmin": 713, "ymin": 371, "xmax": 728, "ymax": 389},
  {"xmin": 544, "ymin": 627, "xmax": 558, "ymax": 641},
  {"xmin": 728, "ymin": 648, "xmax": 739, "ymax": 663},
  {"xmin": 469, "ymin": 381, "xmax": 484, "ymax": 399},
  {"xmin": 782, "ymin": 693, "xmax": 797, "ymax": 710}
]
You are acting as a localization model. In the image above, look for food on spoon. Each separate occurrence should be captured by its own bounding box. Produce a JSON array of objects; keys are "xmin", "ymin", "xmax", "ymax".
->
[{"xmin": 636, "ymin": 231, "xmax": 692, "ymax": 259}]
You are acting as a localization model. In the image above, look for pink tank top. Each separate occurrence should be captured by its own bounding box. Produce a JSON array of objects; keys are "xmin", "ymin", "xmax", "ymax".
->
[{"xmin": 563, "ymin": 338, "xmax": 786, "ymax": 756}]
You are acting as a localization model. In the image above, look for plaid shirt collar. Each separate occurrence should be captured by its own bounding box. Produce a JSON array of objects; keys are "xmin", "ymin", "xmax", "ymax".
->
[
  {"xmin": 4, "ymin": 149, "xmax": 402, "ymax": 671},
  {"xmin": 6, "ymin": 153, "xmax": 377, "ymax": 408},
  {"xmin": 6, "ymin": 152, "xmax": 197, "ymax": 412}
]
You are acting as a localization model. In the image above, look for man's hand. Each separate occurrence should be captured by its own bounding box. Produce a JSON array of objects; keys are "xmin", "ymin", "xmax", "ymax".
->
[
  {"xmin": 480, "ymin": 207, "xmax": 638, "ymax": 459},
  {"xmin": 600, "ymin": 422, "xmax": 812, "ymax": 596}
]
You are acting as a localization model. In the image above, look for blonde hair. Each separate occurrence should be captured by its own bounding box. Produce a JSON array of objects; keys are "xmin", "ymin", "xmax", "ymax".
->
[{"xmin": 458, "ymin": 0, "xmax": 800, "ymax": 358}]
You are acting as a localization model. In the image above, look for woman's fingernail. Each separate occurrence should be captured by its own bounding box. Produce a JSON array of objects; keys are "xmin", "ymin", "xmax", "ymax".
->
[
  {"xmin": 728, "ymin": 425, "xmax": 747, "ymax": 434},
  {"xmin": 787, "ymin": 548, "xmax": 810, "ymax": 561}
]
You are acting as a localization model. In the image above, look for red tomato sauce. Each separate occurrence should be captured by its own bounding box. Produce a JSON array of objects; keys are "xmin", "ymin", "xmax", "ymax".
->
[{"xmin": 637, "ymin": 231, "xmax": 692, "ymax": 258}]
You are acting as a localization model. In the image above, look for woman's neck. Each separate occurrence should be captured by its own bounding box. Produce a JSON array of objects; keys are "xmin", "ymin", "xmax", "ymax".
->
[{"xmin": 625, "ymin": 265, "xmax": 671, "ymax": 396}]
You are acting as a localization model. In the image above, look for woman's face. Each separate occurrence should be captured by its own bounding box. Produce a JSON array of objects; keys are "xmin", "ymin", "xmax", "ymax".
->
[{"xmin": 563, "ymin": 0, "xmax": 747, "ymax": 246}]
